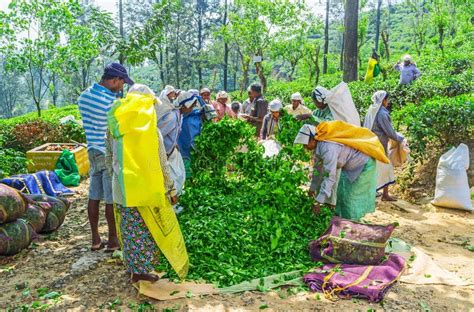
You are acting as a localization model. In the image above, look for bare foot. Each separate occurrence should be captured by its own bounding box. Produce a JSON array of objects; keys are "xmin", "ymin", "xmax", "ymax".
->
[
  {"xmin": 382, "ymin": 195, "xmax": 397, "ymax": 202},
  {"xmin": 131, "ymin": 273, "xmax": 160, "ymax": 283}
]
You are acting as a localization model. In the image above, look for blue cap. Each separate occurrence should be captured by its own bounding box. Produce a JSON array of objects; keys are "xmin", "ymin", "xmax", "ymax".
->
[{"xmin": 104, "ymin": 62, "xmax": 134, "ymax": 85}]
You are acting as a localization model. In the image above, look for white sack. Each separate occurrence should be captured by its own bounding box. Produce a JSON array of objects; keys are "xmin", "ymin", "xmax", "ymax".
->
[
  {"xmin": 327, "ymin": 82, "xmax": 361, "ymax": 126},
  {"xmin": 262, "ymin": 139, "xmax": 281, "ymax": 158},
  {"xmin": 431, "ymin": 143, "xmax": 472, "ymax": 211},
  {"xmin": 168, "ymin": 148, "xmax": 186, "ymax": 195}
]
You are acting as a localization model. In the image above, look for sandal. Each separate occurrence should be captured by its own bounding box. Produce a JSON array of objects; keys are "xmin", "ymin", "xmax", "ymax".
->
[{"xmin": 91, "ymin": 241, "xmax": 106, "ymax": 251}]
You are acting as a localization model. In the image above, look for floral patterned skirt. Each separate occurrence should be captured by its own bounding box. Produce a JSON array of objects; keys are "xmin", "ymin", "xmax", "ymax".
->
[{"xmin": 117, "ymin": 205, "xmax": 160, "ymax": 274}]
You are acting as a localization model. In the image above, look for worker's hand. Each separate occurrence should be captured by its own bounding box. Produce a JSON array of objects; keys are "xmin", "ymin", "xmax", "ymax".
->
[
  {"xmin": 312, "ymin": 203, "xmax": 321, "ymax": 215},
  {"xmin": 308, "ymin": 190, "xmax": 315, "ymax": 197},
  {"xmin": 296, "ymin": 114, "xmax": 311, "ymax": 121},
  {"xmin": 171, "ymin": 195, "xmax": 178, "ymax": 205}
]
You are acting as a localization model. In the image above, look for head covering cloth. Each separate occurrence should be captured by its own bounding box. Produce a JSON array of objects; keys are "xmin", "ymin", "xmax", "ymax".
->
[
  {"xmin": 269, "ymin": 99, "xmax": 283, "ymax": 112},
  {"xmin": 363, "ymin": 90, "xmax": 387, "ymax": 130}
]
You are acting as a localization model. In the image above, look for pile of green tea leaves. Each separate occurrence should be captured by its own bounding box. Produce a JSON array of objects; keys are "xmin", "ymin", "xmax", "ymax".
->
[{"xmin": 161, "ymin": 117, "xmax": 332, "ymax": 287}]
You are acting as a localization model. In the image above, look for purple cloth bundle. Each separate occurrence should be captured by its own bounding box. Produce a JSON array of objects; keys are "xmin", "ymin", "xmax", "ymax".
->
[
  {"xmin": 309, "ymin": 217, "xmax": 396, "ymax": 265},
  {"xmin": 304, "ymin": 254, "xmax": 405, "ymax": 302}
]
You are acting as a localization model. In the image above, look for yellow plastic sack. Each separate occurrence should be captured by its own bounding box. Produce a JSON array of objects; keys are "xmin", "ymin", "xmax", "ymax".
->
[
  {"xmin": 316, "ymin": 120, "xmax": 390, "ymax": 164},
  {"xmin": 108, "ymin": 93, "xmax": 164, "ymax": 207},
  {"xmin": 109, "ymin": 93, "xmax": 189, "ymax": 279},
  {"xmin": 137, "ymin": 206, "xmax": 189, "ymax": 279},
  {"xmin": 364, "ymin": 57, "xmax": 378, "ymax": 83}
]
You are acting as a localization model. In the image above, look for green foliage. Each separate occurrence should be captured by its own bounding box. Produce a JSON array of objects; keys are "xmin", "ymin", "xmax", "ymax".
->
[
  {"xmin": 0, "ymin": 105, "xmax": 85, "ymax": 177},
  {"xmin": 393, "ymin": 94, "xmax": 473, "ymax": 159},
  {"xmin": 0, "ymin": 148, "xmax": 28, "ymax": 179},
  {"xmin": 159, "ymin": 118, "xmax": 332, "ymax": 287}
]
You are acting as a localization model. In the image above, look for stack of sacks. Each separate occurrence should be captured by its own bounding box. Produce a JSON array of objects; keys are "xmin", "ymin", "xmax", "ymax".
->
[{"xmin": 0, "ymin": 184, "xmax": 71, "ymax": 256}]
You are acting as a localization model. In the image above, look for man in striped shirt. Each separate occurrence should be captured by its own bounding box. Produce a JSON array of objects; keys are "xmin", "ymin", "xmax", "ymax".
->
[{"xmin": 78, "ymin": 63, "xmax": 134, "ymax": 252}]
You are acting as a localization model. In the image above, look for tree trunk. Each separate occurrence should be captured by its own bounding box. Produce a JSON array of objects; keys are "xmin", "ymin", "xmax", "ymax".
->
[
  {"xmin": 323, "ymin": 0, "xmax": 330, "ymax": 74},
  {"xmin": 438, "ymin": 26, "xmax": 444, "ymax": 52},
  {"xmin": 339, "ymin": 33, "xmax": 344, "ymax": 71},
  {"xmin": 51, "ymin": 73, "xmax": 58, "ymax": 107},
  {"xmin": 159, "ymin": 48, "xmax": 165, "ymax": 86},
  {"xmin": 197, "ymin": 0, "xmax": 204, "ymax": 88},
  {"xmin": 175, "ymin": 13, "xmax": 181, "ymax": 88},
  {"xmin": 240, "ymin": 56, "xmax": 250, "ymax": 96},
  {"xmin": 223, "ymin": 0, "xmax": 229, "ymax": 91},
  {"xmin": 381, "ymin": 30, "xmax": 390, "ymax": 61},
  {"xmin": 343, "ymin": 0, "xmax": 359, "ymax": 82},
  {"xmin": 314, "ymin": 44, "xmax": 321, "ymax": 85},
  {"xmin": 255, "ymin": 60, "xmax": 267, "ymax": 92},
  {"xmin": 118, "ymin": 0, "xmax": 125, "ymax": 64},
  {"xmin": 374, "ymin": 0, "xmax": 382, "ymax": 52}
]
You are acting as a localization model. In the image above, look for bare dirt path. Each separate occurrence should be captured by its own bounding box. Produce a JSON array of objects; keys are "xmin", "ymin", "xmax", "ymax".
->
[{"xmin": 1, "ymin": 180, "xmax": 473, "ymax": 311}]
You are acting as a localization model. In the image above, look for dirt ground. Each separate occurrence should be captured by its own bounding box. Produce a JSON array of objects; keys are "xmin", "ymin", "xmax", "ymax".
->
[{"xmin": 1, "ymin": 180, "xmax": 473, "ymax": 312}]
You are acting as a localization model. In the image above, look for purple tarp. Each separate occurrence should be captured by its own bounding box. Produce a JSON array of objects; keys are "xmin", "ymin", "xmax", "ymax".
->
[{"xmin": 304, "ymin": 253, "xmax": 405, "ymax": 302}]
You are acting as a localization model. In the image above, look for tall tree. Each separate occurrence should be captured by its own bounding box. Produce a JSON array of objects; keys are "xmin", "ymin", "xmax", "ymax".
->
[
  {"xmin": 223, "ymin": 0, "xmax": 229, "ymax": 90},
  {"xmin": 343, "ymin": 0, "xmax": 359, "ymax": 82},
  {"xmin": 1, "ymin": 0, "xmax": 84, "ymax": 116},
  {"xmin": 223, "ymin": 0, "xmax": 306, "ymax": 92},
  {"xmin": 118, "ymin": 0, "xmax": 125, "ymax": 64},
  {"xmin": 323, "ymin": 0, "xmax": 330, "ymax": 74},
  {"xmin": 374, "ymin": 0, "xmax": 382, "ymax": 51}
]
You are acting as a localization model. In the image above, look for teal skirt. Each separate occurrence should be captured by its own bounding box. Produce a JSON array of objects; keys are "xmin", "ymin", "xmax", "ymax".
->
[{"xmin": 335, "ymin": 158, "xmax": 376, "ymax": 220}]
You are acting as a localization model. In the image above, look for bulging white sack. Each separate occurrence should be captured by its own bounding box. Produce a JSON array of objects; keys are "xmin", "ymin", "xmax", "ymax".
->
[{"xmin": 432, "ymin": 143, "xmax": 472, "ymax": 211}]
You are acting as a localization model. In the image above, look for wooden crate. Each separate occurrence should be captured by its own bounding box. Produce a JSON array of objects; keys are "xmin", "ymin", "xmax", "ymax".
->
[{"xmin": 26, "ymin": 143, "xmax": 90, "ymax": 176}]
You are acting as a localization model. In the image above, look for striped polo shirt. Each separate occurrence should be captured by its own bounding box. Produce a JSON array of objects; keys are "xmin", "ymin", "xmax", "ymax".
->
[{"xmin": 78, "ymin": 83, "xmax": 118, "ymax": 153}]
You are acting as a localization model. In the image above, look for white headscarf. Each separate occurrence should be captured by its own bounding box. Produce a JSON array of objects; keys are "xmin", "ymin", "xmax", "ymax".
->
[
  {"xmin": 188, "ymin": 89, "xmax": 199, "ymax": 96},
  {"xmin": 156, "ymin": 85, "xmax": 177, "ymax": 118},
  {"xmin": 363, "ymin": 90, "xmax": 387, "ymax": 130},
  {"xmin": 269, "ymin": 99, "xmax": 283, "ymax": 112},
  {"xmin": 175, "ymin": 91, "xmax": 197, "ymax": 108},
  {"xmin": 312, "ymin": 86, "xmax": 331, "ymax": 103},
  {"xmin": 294, "ymin": 124, "xmax": 316, "ymax": 145},
  {"xmin": 290, "ymin": 92, "xmax": 304, "ymax": 103},
  {"xmin": 402, "ymin": 54, "xmax": 412, "ymax": 62},
  {"xmin": 128, "ymin": 83, "xmax": 155, "ymax": 96},
  {"xmin": 216, "ymin": 91, "xmax": 229, "ymax": 101},
  {"xmin": 200, "ymin": 87, "xmax": 210, "ymax": 94}
]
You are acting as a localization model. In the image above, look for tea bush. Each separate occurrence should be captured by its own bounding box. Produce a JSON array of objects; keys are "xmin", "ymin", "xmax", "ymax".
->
[
  {"xmin": 392, "ymin": 94, "xmax": 474, "ymax": 160},
  {"xmin": 0, "ymin": 105, "xmax": 85, "ymax": 176}
]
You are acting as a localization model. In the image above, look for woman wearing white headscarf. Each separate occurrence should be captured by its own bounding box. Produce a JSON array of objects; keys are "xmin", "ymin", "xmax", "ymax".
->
[
  {"xmin": 284, "ymin": 92, "xmax": 312, "ymax": 117},
  {"xmin": 294, "ymin": 122, "xmax": 383, "ymax": 220},
  {"xmin": 297, "ymin": 84, "xmax": 360, "ymax": 126},
  {"xmin": 260, "ymin": 99, "xmax": 283, "ymax": 140},
  {"xmin": 105, "ymin": 84, "xmax": 179, "ymax": 283},
  {"xmin": 156, "ymin": 88, "xmax": 198, "ymax": 199},
  {"xmin": 364, "ymin": 90, "xmax": 404, "ymax": 201}
]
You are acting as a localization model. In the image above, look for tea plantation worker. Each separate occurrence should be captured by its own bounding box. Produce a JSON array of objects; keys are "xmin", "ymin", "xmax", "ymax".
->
[
  {"xmin": 200, "ymin": 87, "xmax": 212, "ymax": 104},
  {"xmin": 260, "ymin": 99, "xmax": 283, "ymax": 140},
  {"xmin": 294, "ymin": 121, "xmax": 390, "ymax": 220},
  {"xmin": 296, "ymin": 86, "xmax": 334, "ymax": 123},
  {"xmin": 155, "ymin": 86, "xmax": 191, "ymax": 196},
  {"xmin": 178, "ymin": 90, "xmax": 206, "ymax": 178},
  {"xmin": 284, "ymin": 92, "xmax": 312, "ymax": 117},
  {"xmin": 394, "ymin": 54, "xmax": 421, "ymax": 85},
  {"xmin": 78, "ymin": 62, "xmax": 134, "ymax": 252},
  {"xmin": 198, "ymin": 87, "xmax": 217, "ymax": 122},
  {"xmin": 231, "ymin": 101, "xmax": 241, "ymax": 115},
  {"xmin": 107, "ymin": 83, "xmax": 188, "ymax": 283},
  {"xmin": 242, "ymin": 83, "xmax": 269, "ymax": 136},
  {"xmin": 364, "ymin": 50, "xmax": 381, "ymax": 83},
  {"xmin": 364, "ymin": 91, "xmax": 404, "ymax": 202},
  {"xmin": 212, "ymin": 91, "xmax": 236, "ymax": 121},
  {"xmin": 241, "ymin": 87, "xmax": 255, "ymax": 115}
]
